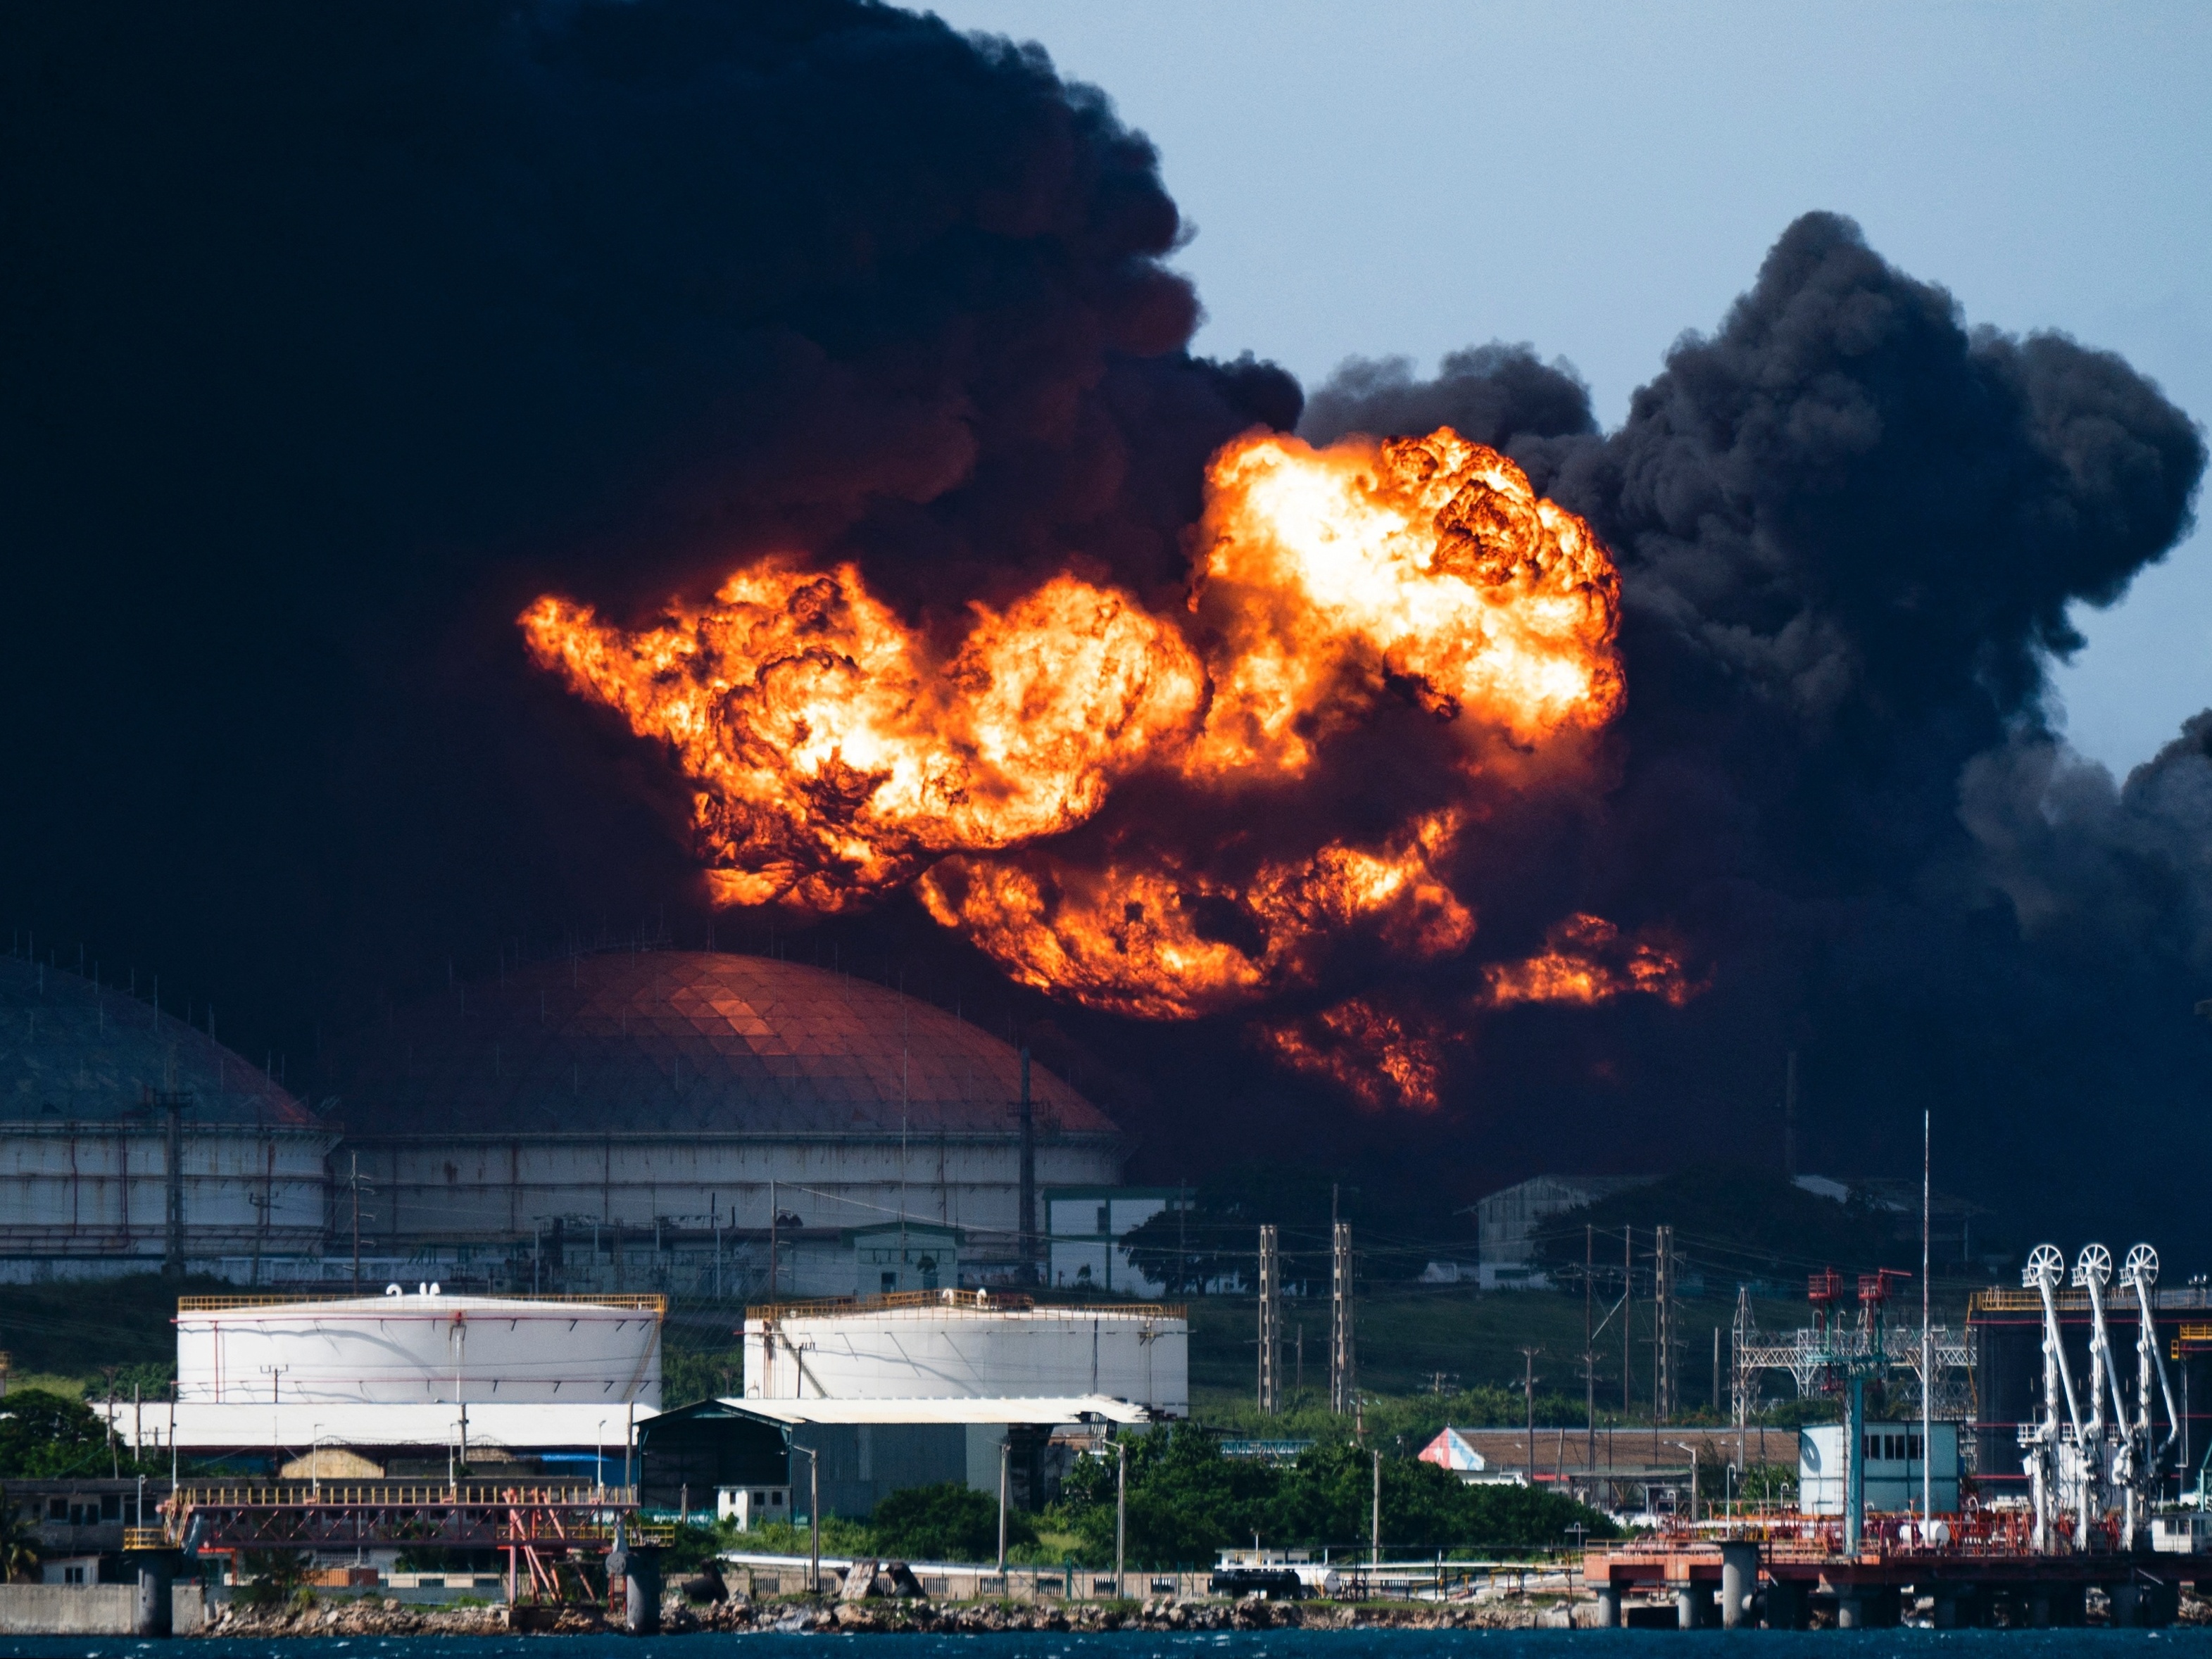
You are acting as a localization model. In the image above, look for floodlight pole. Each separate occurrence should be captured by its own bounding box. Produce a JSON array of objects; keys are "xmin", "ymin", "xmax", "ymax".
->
[
  {"xmin": 1115, "ymin": 1437, "xmax": 1127, "ymax": 1596},
  {"xmin": 1371, "ymin": 1450, "xmax": 1381, "ymax": 1567},
  {"xmin": 998, "ymin": 1439, "xmax": 1011, "ymax": 1572}
]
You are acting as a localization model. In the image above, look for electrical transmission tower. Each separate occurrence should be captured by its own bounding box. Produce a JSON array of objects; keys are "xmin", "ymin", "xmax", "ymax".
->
[
  {"xmin": 1257, "ymin": 1224, "xmax": 1281, "ymax": 1415},
  {"xmin": 1654, "ymin": 1223, "xmax": 1677, "ymax": 1422},
  {"xmin": 1330, "ymin": 1220, "xmax": 1355, "ymax": 1413}
]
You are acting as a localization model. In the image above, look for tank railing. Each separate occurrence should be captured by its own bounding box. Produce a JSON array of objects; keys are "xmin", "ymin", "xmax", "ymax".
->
[
  {"xmin": 748, "ymin": 1287, "xmax": 1187, "ymax": 1322},
  {"xmin": 177, "ymin": 1292, "xmax": 667, "ymax": 1313},
  {"xmin": 1972, "ymin": 1284, "xmax": 2212, "ymax": 1316}
]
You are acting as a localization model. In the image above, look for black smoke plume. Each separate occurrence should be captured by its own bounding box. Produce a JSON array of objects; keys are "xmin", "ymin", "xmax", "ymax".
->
[
  {"xmin": 1309, "ymin": 214, "xmax": 2208, "ymax": 1244},
  {"xmin": 0, "ymin": 0, "xmax": 1295, "ymax": 1055},
  {"xmin": 5, "ymin": 1, "xmax": 2207, "ymax": 1247}
]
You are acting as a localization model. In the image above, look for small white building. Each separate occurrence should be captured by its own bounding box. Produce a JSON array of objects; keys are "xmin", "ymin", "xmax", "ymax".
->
[
  {"xmin": 745, "ymin": 1289, "xmax": 1186, "ymax": 1417},
  {"xmin": 1470, "ymin": 1174, "xmax": 1657, "ymax": 1270},
  {"xmin": 847, "ymin": 1222, "xmax": 960, "ymax": 1296},
  {"xmin": 1045, "ymin": 1186, "xmax": 1177, "ymax": 1294},
  {"xmin": 1799, "ymin": 1421, "xmax": 1961, "ymax": 1515}
]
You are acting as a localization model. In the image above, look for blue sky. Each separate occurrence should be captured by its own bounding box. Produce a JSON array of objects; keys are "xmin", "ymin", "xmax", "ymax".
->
[{"xmin": 927, "ymin": 0, "xmax": 2212, "ymax": 774}]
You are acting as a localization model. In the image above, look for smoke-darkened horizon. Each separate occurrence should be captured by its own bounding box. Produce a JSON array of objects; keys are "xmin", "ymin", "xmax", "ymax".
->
[{"xmin": 2, "ymin": 2, "xmax": 2205, "ymax": 1247}]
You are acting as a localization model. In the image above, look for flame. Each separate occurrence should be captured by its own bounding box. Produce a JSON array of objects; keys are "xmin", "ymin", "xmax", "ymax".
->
[
  {"xmin": 521, "ymin": 564, "xmax": 1203, "ymax": 911},
  {"xmin": 914, "ymin": 812, "xmax": 1475, "ymax": 1021},
  {"xmin": 1183, "ymin": 428, "xmax": 1622, "ymax": 778},
  {"xmin": 1253, "ymin": 995, "xmax": 1458, "ymax": 1114},
  {"xmin": 522, "ymin": 425, "xmax": 1673, "ymax": 1109},
  {"xmin": 1478, "ymin": 914, "xmax": 1702, "ymax": 1009}
]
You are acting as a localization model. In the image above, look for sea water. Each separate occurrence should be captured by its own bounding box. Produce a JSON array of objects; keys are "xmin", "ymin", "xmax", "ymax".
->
[{"xmin": 8, "ymin": 1632, "xmax": 2211, "ymax": 1656}]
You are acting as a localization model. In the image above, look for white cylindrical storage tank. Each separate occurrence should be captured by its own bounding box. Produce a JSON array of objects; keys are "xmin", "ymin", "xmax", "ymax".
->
[
  {"xmin": 177, "ymin": 1289, "xmax": 662, "ymax": 1408},
  {"xmin": 745, "ymin": 1292, "xmax": 1186, "ymax": 1415}
]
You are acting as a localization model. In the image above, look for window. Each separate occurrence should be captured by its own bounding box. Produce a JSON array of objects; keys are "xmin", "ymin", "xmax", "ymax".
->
[
  {"xmin": 48, "ymin": 1498, "xmax": 69, "ymax": 1521},
  {"xmin": 63, "ymin": 1565, "xmax": 87, "ymax": 1584},
  {"xmin": 100, "ymin": 1494, "xmax": 122, "ymax": 1521},
  {"xmin": 880, "ymin": 1271, "xmax": 898, "ymax": 1292}
]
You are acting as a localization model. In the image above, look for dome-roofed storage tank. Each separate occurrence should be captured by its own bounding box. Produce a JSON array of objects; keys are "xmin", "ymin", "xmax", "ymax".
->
[
  {"xmin": 0, "ymin": 950, "xmax": 333, "ymax": 1281},
  {"xmin": 321, "ymin": 950, "xmax": 1124, "ymax": 1297}
]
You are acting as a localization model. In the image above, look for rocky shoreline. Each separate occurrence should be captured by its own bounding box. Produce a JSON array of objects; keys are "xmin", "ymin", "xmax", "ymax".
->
[
  {"xmin": 196, "ymin": 1592, "xmax": 1593, "ymax": 1637},
  {"xmin": 190, "ymin": 1584, "xmax": 2212, "ymax": 1637}
]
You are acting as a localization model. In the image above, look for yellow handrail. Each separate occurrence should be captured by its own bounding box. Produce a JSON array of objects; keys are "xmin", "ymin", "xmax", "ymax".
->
[
  {"xmin": 175, "ymin": 1483, "xmax": 635, "ymax": 1506},
  {"xmin": 177, "ymin": 1292, "xmax": 667, "ymax": 1313},
  {"xmin": 748, "ymin": 1289, "xmax": 1186, "ymax": 1322}
]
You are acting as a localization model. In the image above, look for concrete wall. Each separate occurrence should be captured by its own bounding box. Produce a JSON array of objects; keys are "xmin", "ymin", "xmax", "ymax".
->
[
  {"xmin": 0, "ymin": 1123, "xmax": 332, "ymax": 1278},
  {"xmin": 0, "ymin": 1583, "xmax": 138, "ymax": 1634},
  {"xmin": 352, "ymin": 1132, "xmax": 1121, "ymax": 1251}
]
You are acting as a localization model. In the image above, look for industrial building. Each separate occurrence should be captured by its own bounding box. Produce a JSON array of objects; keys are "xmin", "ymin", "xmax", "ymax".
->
[
  {"xmin": 639, "ymin": 1394, "xmax": 1150, "ymax": 1517},
  {"xmin": 1043, "ymin": 1185, "xmax": 1177, "ymax": 1293},
  {"xmin": 743, "ymin": 1288, "xmax": 1188, "ymax": 1416},
  {"xmin": 2, "ymin": 944, "xmax": 1138, "ymax": 1289},
  {"xmin": 0, "ymin": 952, "xmax": 332, "ymax": 1282},
  {"xmin": 1469, "ymin": 1174, "xmax": 1655, "ymax": 1288},
  {"xmin": 1798, "ymin": 1421, "xmax": 1961, "ymax": 1515},
  {"xmin": 322, "ymin": 950, "xmax": 1125, "ymax": 1293}
]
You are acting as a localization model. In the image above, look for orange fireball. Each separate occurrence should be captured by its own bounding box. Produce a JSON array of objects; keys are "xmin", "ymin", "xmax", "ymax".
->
[
  {"xmin": 521, "ymin": 424, "xmax": 1675, "ymax": 1111},
  {"xmin": 522, "ymin": 563, "xmax": 1203, "ymax": 911}
]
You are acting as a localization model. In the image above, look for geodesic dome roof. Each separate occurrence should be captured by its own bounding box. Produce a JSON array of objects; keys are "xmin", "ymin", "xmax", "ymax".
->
[
  {"xmin": 324, "ymin": 950, "xmax": 1114, "ymax": 1139},
  {"xmin": 0, "ymin": 953, "xmax": 316, "ymax": 1126}
]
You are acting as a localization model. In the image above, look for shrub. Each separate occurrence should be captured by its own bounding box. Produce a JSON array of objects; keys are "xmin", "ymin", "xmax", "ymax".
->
[{"xmin": 870, "ymin": 1482, "xmax": 1035, "ymax": 1563}]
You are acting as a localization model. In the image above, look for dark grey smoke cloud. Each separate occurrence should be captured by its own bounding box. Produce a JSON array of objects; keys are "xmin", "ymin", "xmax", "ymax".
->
[
  {"xmin": 6, "ymin": 2, "xmax": 2207, "ymax": 1244},
  {"xmin": 0, "ymin": 0, "xmax": 1297, "ymax": 1052},
  {"xmin": 1305, "ymin": 213, "xmax": 2210, "ymax": 1241}
]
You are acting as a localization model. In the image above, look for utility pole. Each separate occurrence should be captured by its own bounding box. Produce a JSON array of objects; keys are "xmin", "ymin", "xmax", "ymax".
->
[
  {"xmin": 997, "ymin": 1439, "xmax": 1010, "ymax": 1572},
  {"xmin": 1114, "ymin": 1438, "xmax": 1127, "ymax": 1596},
  {"xmin": 1712, "ymin": 1326, "xmax": 1721, "ymax": 1412},
  {"xmin": 768, "ymin": 1178, "xmax": 779, "ymax": 1299},
  {"xmin": 1584, "ymin": 1223, "xmax": 1597, "ymax": 1468},
  {"xmin": 1732, "ymin": 1286, "xmax": 1753, "ymax": 1475},
  {"xmin": 161, "ymin": 1090, "xmax": 189, "ymax": 1280},
  {"xmin": 1331, "ymin": 1218, "xmax": 1355, "ymax": 1413},
  {"xmin": 346, "ymin": 1152, "xmax": 370, "ymax": 1291},
  {"xmin": 1370, "ymin": 1449, "xmax": 1381, "ymax": 1567},
  {"xmin": 1257, "ymin": 1225, "xmax": 1281, "ymax": 1415},
  {"xmin": 1520, "ymin": 1346, "xmax": 1542, "ymax": 1478},
  {"xmin": 1622, "ymin": 1227, "xmax": 1633, "ymax": 1418},
  {"xmin": 1922, "ymin": 1106, "xmax": 1933, "ymax": 1525},
  {"xmin": 1017, "ymin": 1047, "xmax": 1037, "ymax": 1282},
  {"xmin": 1654, "ymin": 1224, "xmax": 1676, "ymax": 1423}
]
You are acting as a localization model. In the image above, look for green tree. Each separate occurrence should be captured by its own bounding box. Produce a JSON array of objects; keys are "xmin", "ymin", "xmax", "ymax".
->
[
  {"xmin": 238, "ymin": 1549, "xmax": 313, "ymax": 1611},
  {"xmin": 870, "ymin": 1482, "xmax": 1035, "ymax": 1563},
  {"xmin": 0, "ymin": 1389, "xmax": 156, "ymax": 1479},
  {"xmin": 660, "ymin": 1347, "xmax": 742, "ymax": 1408},
  {"xmin": 0, "ymin": 1487, "xmax": 40, "ymax": 1583},
  {"xmin": 1052, "ymin": 1427, "xmax": 1615, "ymax": 1569}
]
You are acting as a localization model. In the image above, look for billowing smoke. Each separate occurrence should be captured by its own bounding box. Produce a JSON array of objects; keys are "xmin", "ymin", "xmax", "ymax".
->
[
  {"xmin": 1307, "ymin": 215, "xmax": 2208, "ymax": 1238},
  {"xmin": 4, "ymin": 4, "xmax": 2207, "ymax": 1240},
  {"xmin": 0, "ymin": 0, "xmax": 1293, "ymax": 1035}
]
